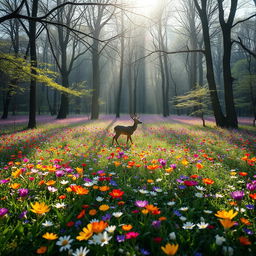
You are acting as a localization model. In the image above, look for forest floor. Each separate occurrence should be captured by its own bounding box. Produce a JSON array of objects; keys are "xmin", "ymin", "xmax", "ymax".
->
[{"xmin": 0, "ymin": 115, "xmax": 255, "ymax": 255}]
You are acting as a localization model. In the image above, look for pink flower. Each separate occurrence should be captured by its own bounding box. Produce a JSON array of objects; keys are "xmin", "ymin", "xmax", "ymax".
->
[{"xmin": 125, "ymin": 232, "xmax": 139, "ymax": 239}]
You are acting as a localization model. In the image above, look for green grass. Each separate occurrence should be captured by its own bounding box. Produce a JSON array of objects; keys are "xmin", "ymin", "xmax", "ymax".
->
[{"xmin": 0, "ymin": 117, "xmax": 255, "ymax": 256}]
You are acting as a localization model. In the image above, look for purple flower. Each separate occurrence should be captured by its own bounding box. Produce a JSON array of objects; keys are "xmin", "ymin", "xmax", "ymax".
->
[
  {"xmin": 102, "ymin": 213, "xmax": 112, "ymax": 221},
  {"xmin": 19, "ymin": 210, "xmax": 28, "ymax": 219},
  {"xmin": 135, "ymin": 200, "xmax": 148, "ymax": 208},
  {"xmin": 116, "ymin": 235, "xmax": 125, "ymax": 243},
  {"xmin": 158, "ymin": 159, "xmax": 167, "ymax": 166},
  {"xmin": 245, "ymin": 204, "xmax": 254, "ymax": 210},
  {"xmin": 246, "ymin": 182, "xmax": 256, "ymax": 191},
  {"xmin": 230, "ymin": 190, "xmax": 244, "ymax": 201},
  {"xmin": 0, "ymin": 179, "xmax": 9, "ymax": 184},
  {"xmin": 178, "ymin": 185, "xmax": 186, "ymax": 190},
  {"xmin": 140, "ymin": 248, "xmax": 150, "ymax": 255},
  {"xmin": 152, "ymin": 220, "xmax": 161, "ymax": 228},
  {"xmin": 18, "ymin": 188, "xmax": 29, "ymax": 197},
  {"xmin": 173, "ymin": 210, "xmax": 182, "ymax": 217},
  {"xmin": 55, "ymin": 170, "xmax": 65, "ymax": 177},
  {"xmin": 0, "ymin": 208, "xmax": 8, "ymax": 217},
  {"xmin": 170, "ymin": 164, "xmax": 177, "ymax": 169},
  {"xmin": 243, "ymin": 228, "xmax": 254, "ymax": 235}
]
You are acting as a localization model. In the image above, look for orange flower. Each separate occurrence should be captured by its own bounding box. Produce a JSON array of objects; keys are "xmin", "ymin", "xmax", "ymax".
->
[
  {"xmin": 181, "ymin": 159, "xmax": 189, "ymax": 166},
  {"xmin": 99, "ymin": 204, "xmax": 110, "ymax": 211},
  {"xmin": 240, "ymin": 218, "xmax": 252, "ymax": 226},
  {"xmin": 219, "ymin": 219, "xmax": 235, "ymax": 229},
  {"xmin": 77, "ymin": 209, "xmax": 86, "ymax": 219},
  {"xmin": 38, "ymin": 180, "xmax": 45, "ymax": 186},
  {"xmin": 31, "ymin": 202, "xmax": 50, "ymax": 215},
  {"xmin": 215, "ymin": 209, "xmax": 238, "ymax": 220},
  {"xmin": 147, "ymin": 165, "xmax": 160, "ymax": 170},
  {"xmin": 229, "ymin": 201, "xmax": 237, "ymax": 206},
  {"xmin": 159, "ymin": 216, "xmax": 167, "ymax": 221},
  {"xmin": 141, "ymin": 209, "xmax": 149, "ymax": 215},
  {"xmin": 42, "ymin": 232, "xmax": 58, "ymax": 240},
  {"xmin": 165, "ymin": 168, "xmax": 173, "ymax": 173},
  {"xmin": 239, "ymin": 236, "xmax": 251, "ymax": 245},
  {"xmin": 239, "ymin": 172, "xmax": 248, "ymax": 176},
  {"xmin": 202, "ymin": 178, "xmax": 214, "ymax": 185},
  {"xmin": 76, "ymin": 167, "xmax": 83, "ymax": 174},
  {"xmin": 99, "ymin": 186, "xmax": 110, "ymax": 192},
  {"xmin": 89, "ymin": 209, "xmax": 97, "ymax": 216},
  {"xmin": 249, "ymin": 193, "xmax": 256, "ymax": 200},
  {"xmin": 122, "ymin": 224, "xmax": 133, "ymax": 231},
  {"xmin": 147, "ymin": 179, "xmax": 154, "ymax": 183},
  {"xmin": 76, "ymin": 224, "xmax": 93, "ymax": 241},
  {"xmin": 145, "ymin": 204, "xmax": 159, "ymax": 213},
  {"xmin": 196, "ymin": 163, "xmax": 203, "ymax": 169},
  {"xmin": 114, "ymin": 161, "xmax": 121, "ymax": 167},
  {"xmin": 45, "ymin": 180, "xmax": 56, "ymax": 186},
  {"xmin": 59, "ymin": 195, "xmax": 66, "ymax": 199},
  {"xmin": 9, "ymin": 183, "xmax": 21, "ymax": 189},
  {"xmin": 70, "ymin": 185, "xmax": 89, "ymax": 195},
  {"xmin": 91, "ymin": 221, "xmax": 108, "ymax": 233},
  {"xmin": 36, "ymin": 246, "xmax": 47, "ymax": 254},
  {"xmin": 11, "ymin": 169, "xmax": 22, "ymax": 178}
]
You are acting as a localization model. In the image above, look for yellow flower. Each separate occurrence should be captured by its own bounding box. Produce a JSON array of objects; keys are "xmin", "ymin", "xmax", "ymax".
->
[
  {"xmin": 161, "ymin": 243, "xmax": 179, "ymax": 255},
  {"xmin": 9, "ymin": 183, "xmax": 21, "ymax": 189},
  {"xmin": 99, "ymin": 204, "xmax": 110, "ymax": 211},
  {"xmin": 11, "ymin": 169, "xmax": 22, "ymax": 178},
  {"xmin": 42, "ymin": 232, "xmax": 58, "ymax": 240},
  {"xmin": 31, "ymin": 202, "xmax": 50, "ymax": 215},
  {"xmin": 219, "ymin": 219, "xmax": 236, "ymax": 229},
  {"xmin": 215, "ymin": 210, "xmax": 238, "ymax": 220},
  {"xmin": 181, "ymin": 159, "xmax": 189, "ymax": 166},
  {"xmin": 76, "ymin": 224, "xmax": 93, "ymax": 241}
]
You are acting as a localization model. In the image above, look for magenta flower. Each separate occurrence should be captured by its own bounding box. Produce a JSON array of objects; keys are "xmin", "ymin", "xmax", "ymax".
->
[
  {"xmin": 125, "ymin": 232, "xmax": 139, "ymax": 239},
  {"xmin": 230, "ymin": 190, "xmax": 244, "ymax": 201},
  {"xmin": 18, "ymin": 188, "xmax": 29, "ymax": 197},
  {"xmin": 0, "ymin": 208, "xmax": 8, "ymax": 217},
  {"xmin": 135, "ymin": 200, "xmax": 148, "ymax": 208},
  {"xmin": 246, "ymin": 182, "xmax": 256, "ymax": 191}
]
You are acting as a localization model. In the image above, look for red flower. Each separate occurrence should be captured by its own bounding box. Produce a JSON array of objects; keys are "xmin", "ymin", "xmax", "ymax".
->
[
  {"xmin": 76, "ymin": 209, "xmax": 86, "ymax": 219},
  {"xmin": 66, "ymin": 221, "xmax": 75, "ymax": 227},
  {"xmin": 153, "ymin": 237, "xmax": 163, "ymax": 243},
  {"xmin": 125, "ymin": 232, "xmax": 139, "ymax": 239},
  {"xmin": 109, "ymin": 189, "xmax": 124, "ymax": 199}
]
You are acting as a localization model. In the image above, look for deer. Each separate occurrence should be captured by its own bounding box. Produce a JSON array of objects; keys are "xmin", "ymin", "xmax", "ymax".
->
[{"xmin": 112, "ymin": 114, "xmax": 142, "ymax": 145}]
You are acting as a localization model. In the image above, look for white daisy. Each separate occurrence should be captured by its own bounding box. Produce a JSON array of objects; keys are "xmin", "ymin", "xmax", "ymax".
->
[
  {"xmin": 72, "ymin": 246, "xmax": 90, "ymax": 256},
  {"xmin": 112, "ymin": 212, "xmax": 123, "ymax": 218},
  {"xmin": 56, "ymin": 236, "xmax": 73, "ymax": 252},
  {"xmin": 204, "ymin": 210, "xmax": 213, "ymax": 214},
  {"xmin": 42, "ymin": 220, "xmax": 53, "ymax": 227},
  {"xmin": 96, "ymin": 196, "xmax": 104, "ymax": 202},
  {"xmin": 197, "ymin": 222, "xmax": 209, "ymax": 229},
  {"xmin": 89, "ymin": 232, "xmax": 112, "ymax": 247},
  {"xmin": 195, "ymin": 192, "xmax": 203, "ymax": 198},
  {"xmin": 105, "ymin": 225, "xmax": 116, "ymax": 233},
  {"xmin": 179, "ymin": 216, "xmax": 187, "ymax": 222},
  {"xmin": 48, "ymin": 186, "xmax": 58, "ymax": 193},
  {"xmin": 167, "ymin": 201, "xmax": 176, "ymax": 206},
  {"xmin": 196, "ymin": 186, "xmax": 206, "ymax": 191},
  {"xmin": 182, "ymin": 222, "xmax": 195, "ymax": 229},
  {"xmin": 179, "ymin": 207, "xmax": 189, "ymax": 211},
  {"xmin": 169, "ymin": 232, "xmax": 176, "ymax": 240},
  {"xmin": 60, "ymin": 180, "xmax": 69, "ymax": 185},
  {"xmin": 54, "ymin": 202, "xmax": 66, "ymax": 209},
  {"xmin": 215, "ymin": 234, "xmax": 226, "ymax": 246}
]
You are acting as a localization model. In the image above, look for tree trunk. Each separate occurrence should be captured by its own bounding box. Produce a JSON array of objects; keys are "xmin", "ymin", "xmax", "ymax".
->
[
  {"xmin": 91, "ymin": 38, "xmax": 100, "ymax": 120},
  {"xmin": 163, "ymin": 53, "xmax": 170, "ymax": 116},
  {"xmin": 1, "ymin": 89, "xmax": 11, "ymax": 119},
  {"xmin": 116, "ymin": 12, "xmax": 124, "ymax": 118},
  {"xmin": 27, "ymin": 0, "xmax": 39, "ymax": 129},
  {"xmin": 57, "ymin": 73, "xmax": 69, "ymax": 119},
  {"xmin": 194, "ymin": 3, "xmax": 226, "ymax": 127},
  {"xmin": 159, "ymin": 52, "xmax": 166, "ymax": 117}
]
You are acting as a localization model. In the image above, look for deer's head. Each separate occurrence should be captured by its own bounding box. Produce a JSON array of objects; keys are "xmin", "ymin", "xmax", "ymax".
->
[{"xmin": 130, "ymin": 114, "xmax": 142, "ymax": 124}]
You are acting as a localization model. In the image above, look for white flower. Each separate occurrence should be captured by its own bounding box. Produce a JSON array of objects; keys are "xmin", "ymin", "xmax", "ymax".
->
[
  {"xmin": 222, "ymin": 246, "xmax": 234, "ymax": 256},
  {"xmin": 112, "ymin": 212, "xmax": 123, "ymax": 218},
  {"xmin": 204, "ymin": 210, "xmax": 213, "ymax": 214},
  {"xmin": 96, "ymin": 196, "xmax": 104, "ymax": 202},
  {"xmin": 215, "ymin": 193, "xmax": 224, "ymax": 198},
  {"xmin": 56, "ymin": 236, "xmax": 73, "ymax": 252},
  {"xmin": 150, "ymin": 191, "xmax": 157, "ymax": 196},
  {"xmin": 54, "ymin": 203, "xmax": 66, "ymax": 209},
  {"xmin": 84, "ymin": 182, "xmax": 94, "ymax": 187},
  {"xmin": 197, "ymin": 222, "xmax": 209, "ymax": 229},
  {"xmin": 234, "ymin": 207, "xmax": 246, "ymax": 213},
  {"xmin": 169, "ymin": 232, "xmax": 176, "ymax": 240},
  {"xmin": 60, "ymin": 180, "xmax": 69, "ymax": 185},
  {"xmin": 89, "ymin": 232, "xmax": 112, "ymax": 246},
  {"xmin": 72, "ymin": 246, "xmax": 90, "ymax": 256},
  {"xmin": 48, "ymin": 186, "xmax": 58, "ymax": 193},
  {"xmin": 139, "ymin": 189, "xmax": 149, "ymax": 194},
  {"xmin": 42, "ymin": 220, "xmax": 53, "ymax": 227},
  {"xmin": 179, "ymin": 216, "xmax": 187, "ymax": 222},
  {"xmin": 196, "ymin": 186, "xmax": 206, "ymax": 191},
  {"xmin": 167, "ymin": 201, "xmax": 176, "ymax": 206},
  {"xmin": 105, "ymin": 225, "xmax": 116, "ymax": 233},
  {"xmin": 156, "ymin": 178, "xmax": 162, "ymax": 182},
  {"xmin": 215, "ymin": 235, "xmax": 226, "ymax": 246},
  {"xmin": 179, "ymin": 207, "xmax": 188, "ymax": 211},
  {"xmin": 195, "ymin": 192, "xmax": 203, "ymax": 198},
  {"xmin": 182, "ymin": 222, "xmax": 195, "ymax": 229},
  {"xmin": 90, "ymin": 218, "xmax": 99, "ymax": 223}
]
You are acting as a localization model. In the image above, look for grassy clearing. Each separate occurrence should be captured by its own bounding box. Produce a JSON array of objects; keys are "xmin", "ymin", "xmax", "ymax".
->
[{"xmin": 0, "ymin": 116, "xmax": 255, "ymax": 256}]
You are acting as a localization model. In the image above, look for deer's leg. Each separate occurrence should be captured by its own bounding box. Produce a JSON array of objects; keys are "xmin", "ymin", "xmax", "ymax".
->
[
  {"xmin": 126, "ymin": 135, "xmax": 130, "ymax": 144},
  {"xmin": 112, "ymin": 135, "xmax": 116, "ymax": 145},
  {"xmin": 115, "ymin": 134, "xmax": 120, "ymax": 145},
  {"xmin": 130, "ymin": 136, "xmax": 133, "ymax": 144}
]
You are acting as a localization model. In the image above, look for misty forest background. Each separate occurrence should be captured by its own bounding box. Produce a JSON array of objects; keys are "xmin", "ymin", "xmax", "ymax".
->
[{"xmin": 0, "ymin": 0, "xmax": 255, "ymax": 129}]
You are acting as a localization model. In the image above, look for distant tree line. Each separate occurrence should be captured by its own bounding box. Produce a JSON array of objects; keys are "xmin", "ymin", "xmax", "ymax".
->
[{"xmin": 0, "ymin": 0, "xmax": 255, "ymax": 128}]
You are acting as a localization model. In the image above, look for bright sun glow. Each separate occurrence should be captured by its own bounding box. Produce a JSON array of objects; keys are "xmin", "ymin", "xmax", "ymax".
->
[{"xmin": 131, "ymin": 0, "xmax": 159, "ymax": 16}]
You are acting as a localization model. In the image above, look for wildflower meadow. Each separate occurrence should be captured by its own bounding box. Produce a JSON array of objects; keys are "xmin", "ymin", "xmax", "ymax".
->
[{"xmin": 0, "ymin": 115, "xmax": 255, "ymax": 256}]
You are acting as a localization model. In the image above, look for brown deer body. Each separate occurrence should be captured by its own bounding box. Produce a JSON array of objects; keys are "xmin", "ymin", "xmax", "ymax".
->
[{"xmin": 112, "ymin": 115, "xmax": 142, "ymax": 145}]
